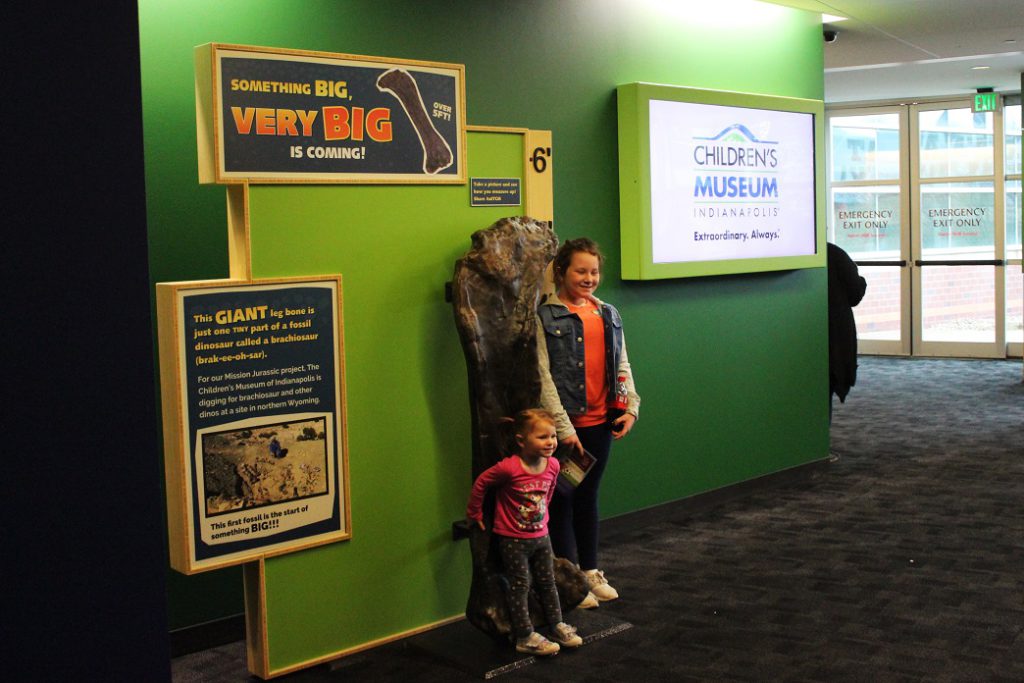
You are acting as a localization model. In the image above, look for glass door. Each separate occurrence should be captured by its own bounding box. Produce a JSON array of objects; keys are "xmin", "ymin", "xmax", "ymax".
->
[
  {"xmin": 911, "ymin": 101, "xmax": 1006, "ymax": 358},
  {"xmin": 828, "ymin": 99, "xmax": 1021, "ymax": 360},
  {"xmin": 827, "ymin": 106, "xmax": 911, "ymax": 355}
]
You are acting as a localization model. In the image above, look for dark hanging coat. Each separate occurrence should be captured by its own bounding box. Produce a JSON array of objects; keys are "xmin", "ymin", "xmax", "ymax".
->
[{"xmin": 827, "ymin": 243, "xmax": 867, "ymax": 402}]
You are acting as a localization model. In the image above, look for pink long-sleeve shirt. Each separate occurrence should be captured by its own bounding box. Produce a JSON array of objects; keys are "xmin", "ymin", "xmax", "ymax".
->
[{"xmin": 466, "ymin": 456, "xmax": 560, "ymax": 539}]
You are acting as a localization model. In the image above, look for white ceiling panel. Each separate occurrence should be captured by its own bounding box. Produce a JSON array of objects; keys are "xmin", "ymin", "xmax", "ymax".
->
[{"xmin": 762, "ymin": 0, "xmax": 1024, "ymax": 102}]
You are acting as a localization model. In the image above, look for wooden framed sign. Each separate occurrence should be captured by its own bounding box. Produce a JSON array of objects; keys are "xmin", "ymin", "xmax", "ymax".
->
[
  {"xmin": 156, "ymin": 276, "xmax": 350, "ymax": 573},
  {"xmin": 195, "ymin": 43, "xmax": 466, "ymax": 184}
]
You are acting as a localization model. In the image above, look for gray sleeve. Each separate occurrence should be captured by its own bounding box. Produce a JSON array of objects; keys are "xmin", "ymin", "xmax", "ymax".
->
[{"xmin": 618, "ymin": 332, "xmax": 641, "ymax": 418}]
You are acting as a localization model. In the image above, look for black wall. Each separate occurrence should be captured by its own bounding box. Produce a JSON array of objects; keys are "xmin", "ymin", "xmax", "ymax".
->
[{"xmin": 9, "ymin": 2, "xmax": 171, "ymax": 679}]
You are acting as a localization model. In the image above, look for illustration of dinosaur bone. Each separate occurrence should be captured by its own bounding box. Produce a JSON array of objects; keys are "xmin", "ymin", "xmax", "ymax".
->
[{"xmin": 376, "ymin": 68, "xmax": 454, "ymax": 174}]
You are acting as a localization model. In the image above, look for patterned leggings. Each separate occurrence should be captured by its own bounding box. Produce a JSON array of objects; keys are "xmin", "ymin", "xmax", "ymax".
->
[{"xmin": 498, "ymin": 535, "xmax": 563, "ymax": 639}]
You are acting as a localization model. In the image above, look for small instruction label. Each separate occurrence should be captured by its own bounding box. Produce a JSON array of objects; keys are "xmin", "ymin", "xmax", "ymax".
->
[{"xmin": 471, "ymin": 177, "xmax": 521, "ymax": 207}]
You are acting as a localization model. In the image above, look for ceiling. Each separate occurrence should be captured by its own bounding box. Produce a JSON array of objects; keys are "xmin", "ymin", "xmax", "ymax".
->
[{"xmin": 764, "ymin": 0, "xmax": 1024, "ymax": 103}]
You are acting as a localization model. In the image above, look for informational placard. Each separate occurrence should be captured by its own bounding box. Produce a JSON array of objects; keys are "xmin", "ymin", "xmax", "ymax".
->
[
  {"xmin": 195, "ymin": 43, "xmax": 466, "ymax": 184},
  {"xmin": 156, "ymin": 276, "xmax": 350, "ymax": 573},
  {"xmin": 470, "ymin": 177, "xmax": 521, "ymax": 206}
]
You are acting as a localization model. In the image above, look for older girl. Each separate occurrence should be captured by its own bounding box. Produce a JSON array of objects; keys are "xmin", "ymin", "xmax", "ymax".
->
[{"xmin": 536, "ymin": 238, "xmax": 640, "ymax": 608}]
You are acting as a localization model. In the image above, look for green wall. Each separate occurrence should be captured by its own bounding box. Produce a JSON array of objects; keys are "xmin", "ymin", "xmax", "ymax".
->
[
  {"xmin": 140, "ymin": 0, "xmax": 827, "ymax": 655},
  {"xmin": 247, "ymin": 131, "xmax": 530, "ymax": 668}
]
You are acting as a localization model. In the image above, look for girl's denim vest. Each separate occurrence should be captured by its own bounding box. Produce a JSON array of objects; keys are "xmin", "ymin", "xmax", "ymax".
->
[{"xmin": 537, "ymin": 300, "xmax": 624, "ymax": 418}]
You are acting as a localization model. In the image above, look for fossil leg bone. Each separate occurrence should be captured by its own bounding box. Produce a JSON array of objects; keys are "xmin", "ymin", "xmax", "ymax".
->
[{"xmin": 377, "ymin": 68, "xmax": 454, "ymax": 174}]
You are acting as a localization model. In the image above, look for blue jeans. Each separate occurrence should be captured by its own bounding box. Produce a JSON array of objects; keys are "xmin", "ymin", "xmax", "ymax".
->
[{"xmin": 547, "ymin": 422, "xmax": 613, "ymax": 570}]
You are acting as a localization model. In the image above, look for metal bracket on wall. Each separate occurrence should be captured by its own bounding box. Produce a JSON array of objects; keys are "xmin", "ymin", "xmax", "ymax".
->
[{"xmin": 451, "ymin": 519, "xmax": 471, "ymax": 541}]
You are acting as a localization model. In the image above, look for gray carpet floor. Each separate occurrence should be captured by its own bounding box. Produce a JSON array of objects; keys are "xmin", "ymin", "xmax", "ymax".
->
[{"xmin": 173, "ymin": 356, "xmax": 1024, "ymax": 682}]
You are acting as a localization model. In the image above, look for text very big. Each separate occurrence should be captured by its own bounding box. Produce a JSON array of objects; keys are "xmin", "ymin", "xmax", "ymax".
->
[{"xmin": 230, "ymin": 106, "xmax": 392, "ymax": 141}]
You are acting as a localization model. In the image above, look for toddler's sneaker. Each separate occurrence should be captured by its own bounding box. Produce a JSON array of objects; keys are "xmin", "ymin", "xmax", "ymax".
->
[
  {"xmin": 584, "ymin": 568, "xmax": 619, "ymax": 601},
  {"xmin": 578, "ymin": 591, "xmax": 600, "ymax": 609},
  {"xmin": 515, "ymin": 632, "xmax": 560, "ymax": 656},
  {"xmin": 550, "ymin": 622, "xmax": 583, "ymax": 648}
]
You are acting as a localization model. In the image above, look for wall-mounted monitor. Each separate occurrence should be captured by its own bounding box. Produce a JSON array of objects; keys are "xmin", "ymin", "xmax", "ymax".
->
[{"xmin": 617, "ymin": 83, "xmax": 826, "ymax": 279}]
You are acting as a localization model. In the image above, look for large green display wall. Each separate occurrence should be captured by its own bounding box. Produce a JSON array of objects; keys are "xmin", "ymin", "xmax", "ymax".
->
[{"xmin": 140, "ymin": 0, "xmax": 828, "ymax": 659}]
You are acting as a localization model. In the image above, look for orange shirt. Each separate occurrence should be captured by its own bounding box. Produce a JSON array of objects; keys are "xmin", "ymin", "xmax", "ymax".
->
[{"xmin": 565, "ymin": 301, "xmax": 607, "ymax": 428}]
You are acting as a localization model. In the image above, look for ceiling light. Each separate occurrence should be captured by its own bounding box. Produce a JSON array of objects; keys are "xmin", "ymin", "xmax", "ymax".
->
[
  {"xmin": 822, "ymin": 13, "xmax": 847, "ymax": 23},
  {"xmin": 971, "ymin": 65, "xmax": 991, "ymax": 70}
]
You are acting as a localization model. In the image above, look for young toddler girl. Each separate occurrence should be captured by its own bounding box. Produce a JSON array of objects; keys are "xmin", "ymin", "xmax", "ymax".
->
[{"xmin": 466, "ymin": 409, "xmax": 584, "ymax": 656}]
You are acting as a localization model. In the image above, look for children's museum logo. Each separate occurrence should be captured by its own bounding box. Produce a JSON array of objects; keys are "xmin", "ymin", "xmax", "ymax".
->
[
  {"xmin": 692, "ymin": 123, "xmax": 779, "ymax": 200},
  {"xmin": 695, "ymin": 123, "xmax": 777, "ymax": 145}
]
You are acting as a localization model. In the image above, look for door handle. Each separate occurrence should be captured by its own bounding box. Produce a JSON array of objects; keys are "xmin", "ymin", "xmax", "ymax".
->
[
  {"xmin": 913, "ymin": 259, "xmax": 1005, "ymax": 266},
  {"xmin": 855, "ymin": 260, "xmax": 907, "ymax": 267}
]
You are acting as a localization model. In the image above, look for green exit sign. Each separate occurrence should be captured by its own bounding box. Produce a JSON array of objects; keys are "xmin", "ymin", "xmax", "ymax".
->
[{"xmin": 973, "ymin": 92, "xmax": 999, "ymax": 113}]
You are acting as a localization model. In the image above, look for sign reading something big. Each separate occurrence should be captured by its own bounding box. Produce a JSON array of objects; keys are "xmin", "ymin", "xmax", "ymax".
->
[{"xmin": 195, "ymin": 43, "xmax": 466, "ymax": 184}]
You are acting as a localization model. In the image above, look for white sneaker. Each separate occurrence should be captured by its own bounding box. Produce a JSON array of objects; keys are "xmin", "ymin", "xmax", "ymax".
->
[
  {"xmin": 550, "ymin": 622, "xmax": 583, "ymax": 647},
  {"xmin": 516, "ymin": 631, "xmax": 560, "ymax": 656},
  {"xmin": 578, "ymin": 591, "xmax": 599, "ymax": 609},
  {"xmin": 584, "ymin": 568, "xmax": 619, "ymax": 601}
]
